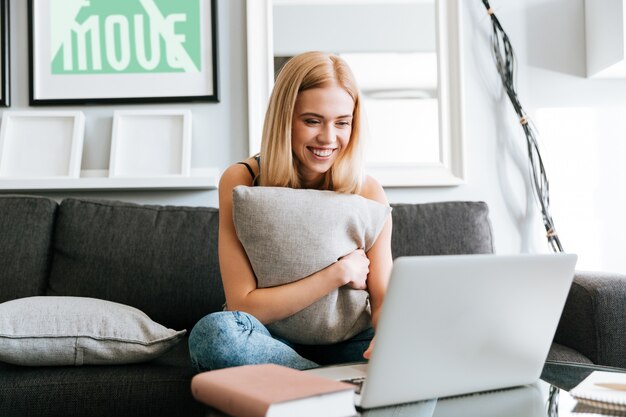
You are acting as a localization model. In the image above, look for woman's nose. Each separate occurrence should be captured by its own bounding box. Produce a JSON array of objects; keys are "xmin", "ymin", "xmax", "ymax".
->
[{"xmin": 317, "ymin": 123, "xmax": 335, "ymax": 144}]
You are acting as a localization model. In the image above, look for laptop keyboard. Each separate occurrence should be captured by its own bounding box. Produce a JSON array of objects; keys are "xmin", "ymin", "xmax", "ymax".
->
[{"xmin": 342, "ymin": 377, "xmax": 366, "ymax": 394}]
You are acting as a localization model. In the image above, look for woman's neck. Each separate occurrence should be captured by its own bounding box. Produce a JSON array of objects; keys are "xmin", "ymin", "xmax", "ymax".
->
[
  {"xmin": 295, "ymin": 160, "xmax": 327, "ymax": 189},
  {"xmin": 300, "ymin": 175, "xmax": 325, "ymax": 190}
]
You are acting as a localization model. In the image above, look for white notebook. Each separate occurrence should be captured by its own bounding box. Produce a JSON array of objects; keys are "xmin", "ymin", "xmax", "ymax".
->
[{"xmin": 570, "ymin": 371, "xmax": 626, "ymax": 412}]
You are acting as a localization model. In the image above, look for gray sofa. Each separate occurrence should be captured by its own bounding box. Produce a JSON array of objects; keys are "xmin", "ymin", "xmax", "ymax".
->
[{"xmin": 0, "ymin": 194, "xmax": 624, "ymax": 417}]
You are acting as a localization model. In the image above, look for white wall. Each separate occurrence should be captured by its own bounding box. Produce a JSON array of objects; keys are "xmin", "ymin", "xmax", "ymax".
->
[
  {"xmin": 10, "ymin": 0, "xmax": 613, "ymax": 263},
  {"xmin": 450, "ymin": 0, "xmax": 626, "ymax": 272},
  {"xmin": 2, "ymin": 0, "xmax": 249, "ymax": 208},
  {"xmin": 523, "ymin": 0, "xmax": 626, "ymax": 273},
  {"xmin": 384, "ymin": 0, "xmax": 547, "ymax": 256}
]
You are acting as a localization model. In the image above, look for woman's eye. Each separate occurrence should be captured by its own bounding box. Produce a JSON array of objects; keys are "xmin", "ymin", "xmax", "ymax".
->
[
  {"xmin": 336, "ymin": 121, "xmax": 351, "ymax": 127},
  {"xmin": 305, "ymin": 119, "xmax": 320, "ymax": 125}
]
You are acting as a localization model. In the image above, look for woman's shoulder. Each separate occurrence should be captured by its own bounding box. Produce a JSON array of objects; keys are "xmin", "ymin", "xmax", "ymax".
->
[
  {"xmin": 359, "ymin": 175, "xmax": 389, "ymax": 206},
  {"xmin": 219, "ymin": 157, "xmax": 259, "ymax": 191}
]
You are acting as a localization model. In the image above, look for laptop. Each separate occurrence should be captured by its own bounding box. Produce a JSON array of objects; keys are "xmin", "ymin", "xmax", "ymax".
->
[{"xmin": 305, "ymin": 253, "xmax": 577, "ymax": 410}]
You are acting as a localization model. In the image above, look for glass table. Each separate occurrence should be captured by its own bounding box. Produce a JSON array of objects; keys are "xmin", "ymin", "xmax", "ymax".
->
[
  {"xmin": 359, "ymin": 360, "xmax": 626, "ymax": 417},
  {"xmin": 204, "ymin": 360, "xmax": 626, "ymax": 417}
]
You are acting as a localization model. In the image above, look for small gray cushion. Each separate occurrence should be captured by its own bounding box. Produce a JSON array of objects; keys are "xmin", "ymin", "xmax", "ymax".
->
[
  {"xmin": 232, "ymin": 186, "xmax": 391, "ymax": 345},
  {"xmin": 0, "ymin": 296, "xmax": 186, "ymax": 366}
]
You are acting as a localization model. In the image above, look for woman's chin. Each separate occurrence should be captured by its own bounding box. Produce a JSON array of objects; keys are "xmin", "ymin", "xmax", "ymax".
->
[{"xmin": 304, "ymin": 160, "xmax": 333, "ymax": 175}]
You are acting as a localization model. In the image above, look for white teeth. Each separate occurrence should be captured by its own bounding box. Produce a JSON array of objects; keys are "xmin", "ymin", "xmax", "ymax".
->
[{"xmin": 310, "ymin": 148, "xmax": 333, "ymax": 157}]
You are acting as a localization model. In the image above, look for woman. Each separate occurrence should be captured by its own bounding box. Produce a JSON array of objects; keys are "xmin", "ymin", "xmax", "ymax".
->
[{"xmin": 189, "ymin": 51, "xmax": 392, "ymax": 371}]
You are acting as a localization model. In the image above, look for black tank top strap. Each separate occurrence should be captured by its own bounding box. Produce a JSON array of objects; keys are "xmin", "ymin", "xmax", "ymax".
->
[
  {"xmin": 237, "ymin": 156, "xmax": 261, "ymax": 186},
  {"xmin": 254, "ymin": 155, "xmax": 261, "ymax": 185},
  {"xmin": 236, "ymin": 161, "xmax": 255, "ymax": 181}
]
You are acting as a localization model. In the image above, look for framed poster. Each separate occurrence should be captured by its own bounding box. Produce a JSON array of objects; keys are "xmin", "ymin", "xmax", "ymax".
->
[
  {"xmin": 28, "ymin": 0, "xmax": 219, "ymax": 105},
  {"xmin": 0, "ymin": 0, "xmax": 9, "ymax": 107}
]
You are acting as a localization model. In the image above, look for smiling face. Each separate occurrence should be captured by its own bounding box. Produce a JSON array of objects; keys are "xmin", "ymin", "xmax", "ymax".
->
[{"xmin": 291, "ymin": 83, "xmax": 355, "ymax": 188}]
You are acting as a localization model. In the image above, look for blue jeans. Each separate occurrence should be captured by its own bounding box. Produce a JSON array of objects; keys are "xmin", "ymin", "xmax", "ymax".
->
[{"xmin": 188, "ymin": 311, "xmax": 374, "ymax": 372}]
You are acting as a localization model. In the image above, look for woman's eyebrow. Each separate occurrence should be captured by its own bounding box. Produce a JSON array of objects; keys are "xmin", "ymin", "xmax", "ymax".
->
[
  {"xmin": 299, "ymin": 112, "xmax": 353, "ymax": 119},
  {"xmin": 299, "ymin": 112, "xmax": 324, "ymax": 118}
]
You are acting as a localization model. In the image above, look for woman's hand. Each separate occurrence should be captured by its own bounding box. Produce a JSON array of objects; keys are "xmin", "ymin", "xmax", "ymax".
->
[
  {"xmin": 337, "ymin": 249, "xmax": 370, "ymax": 290},
  {"xmin": 363, "ymin": 337, "xmax": 375, "ymax": 359}
]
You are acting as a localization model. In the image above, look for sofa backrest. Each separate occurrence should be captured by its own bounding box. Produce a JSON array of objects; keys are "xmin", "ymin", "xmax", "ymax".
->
[
  {"xmin": 46, "ymin": 198, "xmax": 222, "ymax": 332},
  {"xmin": 0, "ymin": 195, "xmax": 493, "ymax": 332},
  {"xmin": 0, "ymin": 195, "xmax": 58, "ymax": 303},
  {"xmin": 390, "ymin": 201, "xmax": 494, "ymax": 257}
]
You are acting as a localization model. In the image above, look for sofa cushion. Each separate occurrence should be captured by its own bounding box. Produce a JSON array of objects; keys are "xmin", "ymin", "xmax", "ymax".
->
[
  {"xmin": 232, "ymin": 186, "xmax": 391, "ymax": 344},
  {"xmin": 47, "ymin": 198, "xmax": 222, "ymax": 331},
  {"xmin": 390, "ymin": 201, "xmax": 493, "ymax": 258},
  {"xmin": 0, "ymin": 296, "xmax": 186, "ymax": 366},
  {"xmin": 0, "ymin": 195, "xmax": 57, "ymax": 303},
  {"xmin": 0, "ymin": 337, "xmax": 206, "ymax": 417},
  {"xmin": 554, "ymin": 271, "xmax": 626, "ymax": 368},
  {"xmin": 546, "ymin": 342, "xmax": 593, "ymax": 365}
]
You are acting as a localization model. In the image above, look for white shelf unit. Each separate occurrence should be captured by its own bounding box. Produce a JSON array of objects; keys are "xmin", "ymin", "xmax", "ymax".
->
[
  {"xmin": 0, "ymin": 168, "xmax": 220, "ymax": 192},
  {"xmin": 585, "ymin": 0, "xmax": 626, "ymax": 77}
]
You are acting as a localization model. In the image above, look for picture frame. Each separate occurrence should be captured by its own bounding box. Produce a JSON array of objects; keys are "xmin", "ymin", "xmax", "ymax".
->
[
  {"xmin": 0, "ymin": 111, "xmax": 85, "ymax": 179},
  {"xmin": 109, "ymin": 109, "xmax": 192, "ymax": 178},
  {"xmin": 0, "ymin": 0, "xmax": 10, "ymax": 107},
  {"xmin": 28, "ymin": 0, "xmax": 219, "ymax": 105}
]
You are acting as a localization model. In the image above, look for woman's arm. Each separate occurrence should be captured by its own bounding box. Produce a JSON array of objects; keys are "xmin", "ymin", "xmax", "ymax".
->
[
  {"xmin": 218, "ymin": 161, "xmax": 369, "ymax": 325},
  {"xmin": 360, "ymin": 175, "xmax": 393, "ymax": 329}
]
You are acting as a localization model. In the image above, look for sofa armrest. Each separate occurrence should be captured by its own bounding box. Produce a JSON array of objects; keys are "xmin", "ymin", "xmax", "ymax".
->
[{"xmin": 554, "ymin": 270, "xmax": 626, "ymax": 368}]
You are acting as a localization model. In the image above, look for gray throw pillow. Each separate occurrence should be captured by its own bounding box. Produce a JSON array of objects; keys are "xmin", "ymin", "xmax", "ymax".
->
[
  {"xmin": 232, "ymin": 186, "xmax": 391, "ymax": 344},
  {"xmin": 0, "ymin": 296, "xmax": 186, "ymax": 366}
]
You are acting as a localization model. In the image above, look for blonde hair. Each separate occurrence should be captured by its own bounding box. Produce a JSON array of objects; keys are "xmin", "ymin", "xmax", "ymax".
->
[{"xmin": 259, "ymin": 51, "xmax": 364, "ymax": 194}]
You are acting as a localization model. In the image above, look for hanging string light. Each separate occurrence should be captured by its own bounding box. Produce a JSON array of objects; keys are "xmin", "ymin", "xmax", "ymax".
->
[{"xmin": 481, "ymin": 0, "xmax": 563, "ymax": 253}]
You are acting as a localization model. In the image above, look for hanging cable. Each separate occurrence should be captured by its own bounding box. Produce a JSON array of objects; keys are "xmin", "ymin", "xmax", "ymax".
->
[{"xmin": 481, "ymin": 0, "xmax": 563, "ymax": 253}]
